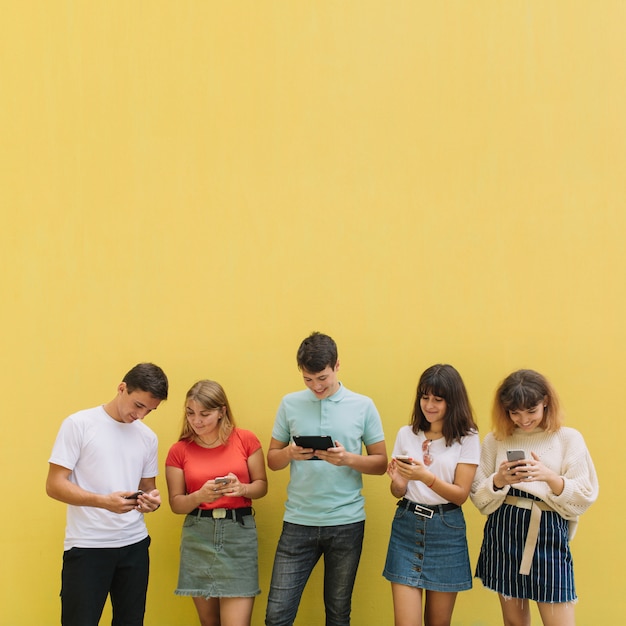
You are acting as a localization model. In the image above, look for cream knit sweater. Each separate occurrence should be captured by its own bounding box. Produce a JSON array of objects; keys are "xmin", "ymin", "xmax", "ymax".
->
[{"xmin": 470, "ymin": 426, "xmax": 598, "ymax": 538}]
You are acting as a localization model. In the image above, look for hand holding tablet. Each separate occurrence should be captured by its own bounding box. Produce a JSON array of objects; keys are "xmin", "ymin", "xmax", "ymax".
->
[{"xmin": 293, "ymin": 435, "xmax": 334, "ymax": 460}]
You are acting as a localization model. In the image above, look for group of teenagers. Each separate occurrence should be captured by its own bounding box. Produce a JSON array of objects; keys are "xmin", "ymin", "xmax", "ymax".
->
[{"xmin": 46, "ymin": 332, "xmax": 599, "ymax": 626}]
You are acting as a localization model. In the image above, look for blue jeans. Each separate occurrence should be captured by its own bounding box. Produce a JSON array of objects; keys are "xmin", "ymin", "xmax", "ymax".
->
[{"xmin": 265, "ymin": 521, "xmax": 365, "ymax": 626}]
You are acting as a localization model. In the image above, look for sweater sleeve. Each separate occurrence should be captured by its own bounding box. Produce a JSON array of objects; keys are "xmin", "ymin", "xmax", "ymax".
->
[
  {"xmin": 542, "ymin": 427, "xmax": 599, "ymax": 519},
  {"xmin": 470, "ymin": 432, "xmax": 511, "ymax": 515}
]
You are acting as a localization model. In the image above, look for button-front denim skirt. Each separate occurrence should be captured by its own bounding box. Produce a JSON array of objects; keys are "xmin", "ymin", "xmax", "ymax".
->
[{"xmin": 383, "ymin": 502, "xmax": 472, "ymax": 592}]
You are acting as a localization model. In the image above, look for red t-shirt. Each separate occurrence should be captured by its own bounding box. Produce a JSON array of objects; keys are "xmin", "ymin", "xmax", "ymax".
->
[{"xmin": 165, "ymin": 428, "xmax": 261, "ymax": 510}]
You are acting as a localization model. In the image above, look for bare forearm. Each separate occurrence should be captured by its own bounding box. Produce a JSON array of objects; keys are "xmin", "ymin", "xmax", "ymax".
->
[
  {"xmin": 242, "ymin": 479, "xmax": 268, "ymax": 500},
  {"xmin": 346, "ymin": 452, "xmax": 387, "ymax": 475},
  {"xmin": 390, "ymin": 479, "xmax": 407, "ymax": 499},
  {"xmin": 46, "ymin": 478, "xmax": 108, "ymax": 509},
  {"xmin": 430, "ymin": 477, "xmax": 470, "ymax": 506},
  {"xmin": 169, "ymin": 490, "xmax": 211, "ymax": 514},
  {"xmin": 267, "ymin": 446, "xmax": 291, "ymax": 471}
]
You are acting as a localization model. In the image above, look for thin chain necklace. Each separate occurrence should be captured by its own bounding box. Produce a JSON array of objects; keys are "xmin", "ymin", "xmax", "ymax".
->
[
  {"xmin": 425, "ymin": 429, "xmax": 443, "ymax": 440},
  {"xmin": 197, "ymin": 435, "xmax": 220, "ymax": 448}
]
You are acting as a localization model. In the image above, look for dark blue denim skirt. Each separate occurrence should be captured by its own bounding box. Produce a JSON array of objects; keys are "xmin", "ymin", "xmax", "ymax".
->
[{"xmin": 383, "ymin": 500, "xmax": 472, "ymax": 592}]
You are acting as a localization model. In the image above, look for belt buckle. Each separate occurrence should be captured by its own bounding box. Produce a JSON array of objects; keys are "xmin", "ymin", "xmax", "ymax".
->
[
  {"xmin": 213, "ymin": 508, "xmax": 227, "ymax": 519},
  {"xmin": 413, "ymin": 504, "xmax": 434, "ymax": 519}
]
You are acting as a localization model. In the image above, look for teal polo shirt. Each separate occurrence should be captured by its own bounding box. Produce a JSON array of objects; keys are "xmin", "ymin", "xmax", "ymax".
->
[{"xmin": 272, "ymin": 383, "xmax": 385, "ymax": 526}]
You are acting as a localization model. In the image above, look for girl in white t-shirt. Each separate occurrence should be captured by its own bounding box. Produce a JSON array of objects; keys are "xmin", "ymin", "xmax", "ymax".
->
[{"xmin": 383, "ymin": 364, "xmax": 480, "ymax": 626}]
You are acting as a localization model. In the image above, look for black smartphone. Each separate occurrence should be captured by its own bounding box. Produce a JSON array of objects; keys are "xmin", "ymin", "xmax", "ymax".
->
[{"xmin": 124, "ymin": 490, "xmax": 144, "ymax": 499}]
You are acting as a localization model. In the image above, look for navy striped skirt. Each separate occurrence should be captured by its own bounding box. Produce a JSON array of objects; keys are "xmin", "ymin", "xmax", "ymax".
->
[{"xmin": 475, "ymin": 489, "xmax": 576, "ymax": 603}]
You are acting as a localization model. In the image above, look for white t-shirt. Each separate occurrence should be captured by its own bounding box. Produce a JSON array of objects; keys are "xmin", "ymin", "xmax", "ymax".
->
[
  {"xmin": 392, "ymin": 425, "xmax": 480, "ymax": 505},
  {"xmin": 49, "ymin": 405, "xmax": 158, "ymax": 550}
]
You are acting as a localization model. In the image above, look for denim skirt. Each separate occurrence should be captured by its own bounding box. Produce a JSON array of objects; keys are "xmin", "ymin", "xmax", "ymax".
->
[
  {"xmin": 383, "ymin": 501, "xmax": 472, "ymax": 592},
  {"xmin": 176, "ymin": 512, "xmax": 260, "ymax": 598}
]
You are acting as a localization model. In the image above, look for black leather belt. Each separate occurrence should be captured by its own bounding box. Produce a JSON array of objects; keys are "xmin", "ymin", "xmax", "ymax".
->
[
  {"xmin": 397, "ymin": 498, "xmax": 459, "ymax": 519},
  {"xmin": 189, "ymin": 507, "xmax": 253, "ymax": 521}
]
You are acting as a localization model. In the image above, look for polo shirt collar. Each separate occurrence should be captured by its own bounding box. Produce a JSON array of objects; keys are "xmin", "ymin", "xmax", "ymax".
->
[{"xmin": 307, "ymin": 382, "xmax": 345, "ymax": 402}]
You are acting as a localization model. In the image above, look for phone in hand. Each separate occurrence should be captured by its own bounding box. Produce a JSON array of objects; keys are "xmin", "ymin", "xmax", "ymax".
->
[
  {"xmin": 394, "ymin": 455, "xmax": 415, "ymax": 465},
  {"xmin": 214, "ymin": 476, "xmax": 232, "ymax": 485},
  {"xmin": 506, "ymin": 450, "xmax": 526, "ymax": 463},
  {"xmin": 124, "ymin": 490, "xmax": 144, "ymax": 499}
]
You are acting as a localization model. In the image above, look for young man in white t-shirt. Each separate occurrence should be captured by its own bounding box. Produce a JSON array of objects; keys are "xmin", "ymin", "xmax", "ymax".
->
[{"xmin": 46, "ymin": 362, "xmax": 168, "ymax": 626}]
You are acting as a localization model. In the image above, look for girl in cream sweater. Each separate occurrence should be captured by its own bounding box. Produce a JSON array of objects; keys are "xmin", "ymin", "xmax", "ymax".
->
[{"xmin": 471, "ymin": 369, "xmax": 598, "ymax": 626}]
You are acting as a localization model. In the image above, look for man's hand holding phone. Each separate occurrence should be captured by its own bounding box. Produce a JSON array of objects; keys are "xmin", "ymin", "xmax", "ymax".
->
[
  {"xmin": 124, "ymin": 490, "xmax": 144, "ymax": 500},
  {"xmin": 119, "ymin": 489, "xmax": 161, "ymax": 514}
]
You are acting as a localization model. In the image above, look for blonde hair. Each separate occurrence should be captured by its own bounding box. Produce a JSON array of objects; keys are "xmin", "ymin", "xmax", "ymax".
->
[
  {"xmin": 179, "ymin": 379, "xmax": 235, "ymax": 444},
  {"xmin": 492, "ymin": 369, "xmax": 564, "ymax": 440}
]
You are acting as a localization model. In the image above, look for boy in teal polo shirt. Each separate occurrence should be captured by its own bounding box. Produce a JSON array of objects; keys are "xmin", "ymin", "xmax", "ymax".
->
[{"xmin": 265, "ymin": 332, "xmax": 387, "ymax": 626}]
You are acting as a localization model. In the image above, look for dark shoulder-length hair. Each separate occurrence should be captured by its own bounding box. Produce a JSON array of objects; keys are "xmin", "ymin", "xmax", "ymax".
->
[
  {"xmin": 410, "ymin": 364, "xmax": 478, "ymax": 445},
  {"xmin": 492, "ymin": 369, "xmax": 563, "ymax": 440}
]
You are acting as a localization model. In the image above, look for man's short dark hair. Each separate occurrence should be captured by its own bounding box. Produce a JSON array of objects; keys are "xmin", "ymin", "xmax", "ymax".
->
[
  {"xmin": 296, "ymin": 332, "xmax": 338, "ymax": 372},
  {"xmin": 123, "ymin": 363, "xmax": 169, "ymax": 400}
]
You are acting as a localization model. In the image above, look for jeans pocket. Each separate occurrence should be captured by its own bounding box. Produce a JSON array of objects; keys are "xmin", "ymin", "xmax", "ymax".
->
[
  {"xmin": 183, "ymin": 514, "xmax": 198, "ymax": 528},
  {"xmin": 239, "ymin": 514, "xmax": 257, "ymax": 529},
  {"xmin": 440, "ymin": 509, "xmax": 466, "ymax": 530},
  {"xmin": 394, "ymin": 507, "xmax": 409, "ymax": 521}
]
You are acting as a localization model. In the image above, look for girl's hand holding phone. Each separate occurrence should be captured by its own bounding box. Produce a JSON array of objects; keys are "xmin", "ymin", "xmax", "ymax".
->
[
  {"xmin": 494, "ymin": 457, "xmax": 530, "ymax": 488},
  {"xmin": 393, "ymin": 456, "xmax": 430, "ymax": 482},
  {"xmin": 221, "ymin": 474, "xmax": 247, "ymax": 498},
  {"xmin": 198, "ymin": 477, "xmax": 231, "ymax": 503}
]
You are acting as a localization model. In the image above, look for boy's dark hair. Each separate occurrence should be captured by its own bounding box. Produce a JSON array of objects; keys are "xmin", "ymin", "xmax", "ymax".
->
[
  {"xmin": 411, "ymin": 364, "xmax": 477, "ymax": 445},
  {"xmin": 123, "ymin": 363, "xmax": 169, "ymax": 400},
  {"xmin": 297, "ymin": 332, "xmax": 338, "ymax": 372}
]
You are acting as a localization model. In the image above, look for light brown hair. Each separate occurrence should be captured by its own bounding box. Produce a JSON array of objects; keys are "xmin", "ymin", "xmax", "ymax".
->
[
  {"xmin": 492, "ymin": 369, "xmax": 563, "ymax": 439},
  {"xmin": 179, "ymin": 379, "xmax": 235, "ymax": 444}
]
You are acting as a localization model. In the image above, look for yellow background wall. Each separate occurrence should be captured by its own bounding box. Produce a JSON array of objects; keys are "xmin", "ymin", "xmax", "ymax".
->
[{"xmin": 1, "ymin": 2, "xmax": 623, "ymax": 624}]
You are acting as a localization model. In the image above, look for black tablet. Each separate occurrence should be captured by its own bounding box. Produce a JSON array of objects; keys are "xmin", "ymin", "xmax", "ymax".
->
[{"xmin": 293, "ymin": 435, "xmax": 334, "ymax": 460}]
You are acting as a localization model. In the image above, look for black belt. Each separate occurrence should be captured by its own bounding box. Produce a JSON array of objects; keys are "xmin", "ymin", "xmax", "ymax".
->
[
  {"xmin": 189, "ymin": 507, "xmax": 253, "ymax": 522},
  {"xmin": 397, "ymin": 498, "xmax": 459, "ymax": 519}
]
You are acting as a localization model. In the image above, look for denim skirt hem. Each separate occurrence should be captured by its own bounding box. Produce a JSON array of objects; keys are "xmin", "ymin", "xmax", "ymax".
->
[
  {"xmin": 383, "ymin": 570, "xmax": 472, "ymax": 592},
  {"xmin": 175, "ymin": 588, "xmax": 261, "ymax": 599}
]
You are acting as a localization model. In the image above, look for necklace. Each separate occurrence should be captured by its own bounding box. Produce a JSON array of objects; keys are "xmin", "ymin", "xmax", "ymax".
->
[
  {"xmin": 197, "ymin": 435, "xmax": 220, "ymax": 448},
  {"xmin": 425, "ymin": 430, "xmax": 443, "ymax": 440}
]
